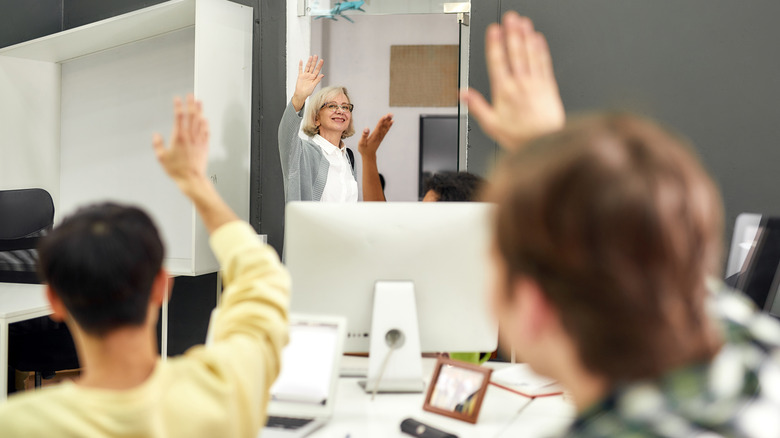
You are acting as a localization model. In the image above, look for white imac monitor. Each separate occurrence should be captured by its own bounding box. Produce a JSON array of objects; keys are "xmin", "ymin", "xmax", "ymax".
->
[{"xmin": 284, "ymin": 202, "xmax": 498, "ymax": 354}]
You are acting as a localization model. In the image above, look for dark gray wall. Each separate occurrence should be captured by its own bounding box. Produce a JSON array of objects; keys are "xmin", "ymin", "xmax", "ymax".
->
[
  {"xmin": 0, "ymin": 0, "xmax": 287, "ymax": 354},
  {"xmin": 465, "ymin": 0, "xmax": 501, "ymax": 178},
  {"xmin": 468, "ymin": 1, "xmax": 780, "ymax": 245},
  {"xmin": 62, "ymin": 0, "xmax": 168, "ymax": 28},
  {"xmin": 0, "ymin": 0, "xmax": 62, "ymax": 47},
  {"xmin": 255, "ymin": 0, "xmax": 287, "ymax": 253}
]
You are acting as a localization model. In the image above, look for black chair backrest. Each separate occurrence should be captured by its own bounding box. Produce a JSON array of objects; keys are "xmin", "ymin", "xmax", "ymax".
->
[
  {"xmin": 0, "ymin": 188, "xmax": 54, "ymax": 240},
  {"xmin": 0, "ymin": 189, "xmax": 54, "ymax": 282}
]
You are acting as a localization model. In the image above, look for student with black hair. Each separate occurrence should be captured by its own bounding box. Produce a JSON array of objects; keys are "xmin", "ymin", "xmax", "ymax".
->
[
  {"xmin": 422, "ymin": 171, "xmax": 486, "ymax": 202},
  {"xmin": 0, "ymin": 96, "xmax": 290, "ymax": 438}
]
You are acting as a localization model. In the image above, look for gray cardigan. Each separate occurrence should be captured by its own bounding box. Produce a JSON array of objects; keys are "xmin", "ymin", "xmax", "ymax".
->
[{"xmin": 277, "ymin": 102, "xmax": 358, "ymax": 202}]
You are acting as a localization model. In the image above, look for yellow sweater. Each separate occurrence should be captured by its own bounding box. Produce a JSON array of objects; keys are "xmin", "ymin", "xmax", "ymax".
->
[{"xmin": 0, "ymin": 221, "xmax": 290, "ymax": 438}]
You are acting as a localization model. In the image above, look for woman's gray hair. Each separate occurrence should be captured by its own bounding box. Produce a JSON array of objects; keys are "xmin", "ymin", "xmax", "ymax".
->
[{"xmin": 302, "ymin": 86, "xmax": 356, "ymax": 139}]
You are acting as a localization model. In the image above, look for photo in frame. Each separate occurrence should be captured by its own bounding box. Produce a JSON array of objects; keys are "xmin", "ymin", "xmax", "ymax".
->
[{"xmin": 422, "ymin": 357, "xmax": 492, "ymax": 424}]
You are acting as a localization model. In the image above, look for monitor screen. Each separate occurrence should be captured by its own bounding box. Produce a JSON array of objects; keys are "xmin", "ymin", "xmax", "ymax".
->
[
  {"xmin": 269, "ymin": 321, "xmax": 340, "ymax": 405},
  {"xmin": 725, "ymin": 213, "xmax": 761, "ymax": 278},
  {"xmin": 769, "ymin": 289, "xmax": 780, "ymax": 318},
  {"xmin": 419, "ymin": 115, "xmax": 458, "ymax": 198},
  {"xmin": 736, "ymin": 217, "xmax": 780, "ymax": 311},
  {"xmin": 764, "ymin": 266, "xmax": 780, "ymax": 319}
]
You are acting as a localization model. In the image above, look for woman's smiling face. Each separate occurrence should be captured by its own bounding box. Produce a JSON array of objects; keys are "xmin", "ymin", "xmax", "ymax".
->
[{"xmin": 316, "ymin": 92, "xmax": 352, "ymax": 136}]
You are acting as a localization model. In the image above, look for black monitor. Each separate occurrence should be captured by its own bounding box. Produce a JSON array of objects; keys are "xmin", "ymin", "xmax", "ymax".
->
[
  {"xmin": 736, "ymin": 216, "xmax": 780, "ymax": 315},
  {"xmin": 418, "ymin": 115, "xmax": 458, "ymax": 199},
  {"xmin": 765, "ymin": 269, "xmax": 780, "ymax": 319}
]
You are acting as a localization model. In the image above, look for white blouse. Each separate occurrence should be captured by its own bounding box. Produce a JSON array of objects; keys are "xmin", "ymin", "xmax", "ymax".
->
[{"xmin": 311, "ymin": 134, "xmax": 359, "ymax": 203}]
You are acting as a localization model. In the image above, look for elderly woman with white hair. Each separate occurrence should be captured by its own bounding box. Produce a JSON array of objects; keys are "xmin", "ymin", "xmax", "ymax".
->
[{"xmin": 278, "ymin": 55, "xmax": 392, "ymax": 202}]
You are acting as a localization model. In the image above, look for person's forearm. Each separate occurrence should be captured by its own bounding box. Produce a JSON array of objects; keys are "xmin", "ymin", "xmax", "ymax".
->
[
  {"xmin": 180, "ymin": 176, "xmax": 239, "ymax": 233},
  {"xmin": 291, "ymin": 95, "xmax": 306, "ymax": 113},
  {"xmin": 278, "ymin": 102, "xmax": 306, "ymax": 183},
  {"xmin": 361, "ymin": 153, "xmax": 386, "ymax": 202},
  {"xmin": 207, "ymin": 220, "xmax": 290, "ymax": 419}
]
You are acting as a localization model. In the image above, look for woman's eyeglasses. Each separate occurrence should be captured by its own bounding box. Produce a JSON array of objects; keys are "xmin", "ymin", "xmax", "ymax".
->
[{"xmin": 320, "ymin": 102, "xmax": 354, "ymax": 113}]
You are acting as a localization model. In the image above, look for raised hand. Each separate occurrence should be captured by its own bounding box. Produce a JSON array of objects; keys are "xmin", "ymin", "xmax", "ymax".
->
[
  {"xmin": 358, "ymin": 113, "xmax": 394, "ymax": 158},
  {"xmin": 461, "ymin": 11, "xmax": 565, "ymax": 151},
  {"xmin": 153, "ymin": 95, "xmax": 238, "ymax": 232},
  {"xmin": 359, "ymin": 114, "xmax": 394, "ymax": 202},
  {"xmin": 292, "ymin": 55, "xmax": 325, "ymax": 112},
  {"xmin": 152, "ymin": 94, "xmax": 210, "ymax": 195}
]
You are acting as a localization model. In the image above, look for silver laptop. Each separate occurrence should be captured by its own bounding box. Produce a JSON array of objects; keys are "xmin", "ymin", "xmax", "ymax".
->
[{"xmin": 261, "ymin": 314, "xmax": 346, "ymax": 438}]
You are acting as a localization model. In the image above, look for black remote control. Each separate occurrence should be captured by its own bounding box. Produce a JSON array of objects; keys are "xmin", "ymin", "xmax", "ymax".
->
[{"xmin": 400, "ymin": 418, "xmax": 459, "ymax": 438}]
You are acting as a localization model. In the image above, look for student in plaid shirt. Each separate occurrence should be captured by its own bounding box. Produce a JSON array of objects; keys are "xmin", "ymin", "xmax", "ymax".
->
[{"xmin": 463, "ymin": 11, "xmax": 780, "ymax": 437}]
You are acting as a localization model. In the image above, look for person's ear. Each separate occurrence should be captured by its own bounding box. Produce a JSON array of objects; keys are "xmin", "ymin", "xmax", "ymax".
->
[
  {"xmin": 511, "ymin": 277, "xmax": 557, "ymax": 342},
  {"xmin": 45, "ymin": 285, "xmax": 68, "ymax": 323},
  {"xmin": 150, "ymin": 269, "xmax": 171, "ymax": 307}
]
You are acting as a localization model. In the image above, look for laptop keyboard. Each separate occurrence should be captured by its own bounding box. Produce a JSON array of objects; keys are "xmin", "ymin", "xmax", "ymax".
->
[{"xmin": 266, "ymin": 416, "xmax": 314, "ymax": 430}]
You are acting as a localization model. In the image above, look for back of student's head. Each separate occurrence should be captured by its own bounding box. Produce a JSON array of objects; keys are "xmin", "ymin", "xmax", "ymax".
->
[
  {"xmin": 424, "ymin": 171, "xmax": 486, "ymax": 202},
  {"xmin": 38, "ymin": 203, "xmax": 165, "ymax": 336},
  {"xmin": 490, "ymin": 113, "xmax": 723, "ymax": 382}
]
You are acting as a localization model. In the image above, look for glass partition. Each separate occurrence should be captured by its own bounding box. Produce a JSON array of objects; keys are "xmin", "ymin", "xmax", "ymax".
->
[
  {"xmin": 305, "ymin": 1, "xmax": 471, "ymax": 201},
  {"xmin": 306, "ymin": 0, "xmax": 462, "ymax": 17}
]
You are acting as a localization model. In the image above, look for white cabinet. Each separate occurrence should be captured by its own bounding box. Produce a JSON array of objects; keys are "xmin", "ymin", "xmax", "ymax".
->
[{"xmin": 0, "ymin": 0, "xmax": 253, "ymax": 276}]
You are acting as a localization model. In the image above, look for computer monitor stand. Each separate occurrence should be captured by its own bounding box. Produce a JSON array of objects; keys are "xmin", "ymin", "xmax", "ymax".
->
[{"xmin": 359, "ymin": 281, "xmax": 425, "ymax": 394}]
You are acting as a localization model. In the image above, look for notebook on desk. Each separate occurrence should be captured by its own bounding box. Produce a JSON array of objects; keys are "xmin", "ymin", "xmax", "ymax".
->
[
  {"xmin": 261, "ymin": 314, "xmax": 346, "ymax": 438},
  {"xmin": 490, "ymin": 364, "xmax": 563, "ymax": 398}
]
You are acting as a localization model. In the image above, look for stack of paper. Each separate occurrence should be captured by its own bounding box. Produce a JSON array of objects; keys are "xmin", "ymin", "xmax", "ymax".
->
[{"xmin": 490, "ymin": 364, "xmax": 564, "ymax": 398}]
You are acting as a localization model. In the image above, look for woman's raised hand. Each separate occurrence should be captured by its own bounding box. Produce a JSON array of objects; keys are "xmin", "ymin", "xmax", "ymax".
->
[{"xmin": 292, "ymin": 56, "xmax": 325, "ymax": 112}]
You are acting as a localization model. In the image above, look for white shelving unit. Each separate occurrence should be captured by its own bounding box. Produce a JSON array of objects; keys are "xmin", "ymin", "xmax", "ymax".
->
[{"xmin": 0, "ymin": 0, "xmax": 253, "ymax": 276}]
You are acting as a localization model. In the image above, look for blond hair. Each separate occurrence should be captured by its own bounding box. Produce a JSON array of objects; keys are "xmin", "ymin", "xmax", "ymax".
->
[{"xmin": 302, "ymin": 86, "xmax": 356, "ymax": 139}]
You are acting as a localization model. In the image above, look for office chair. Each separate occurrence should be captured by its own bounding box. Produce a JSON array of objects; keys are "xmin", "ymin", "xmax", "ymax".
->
[
  {"xmin": 0, "ymin": 188, "xmax": 79, "ymax": 393},
  {"xmin": 0, "ymin": 188, "xmax": 54, "ymax": 283}
]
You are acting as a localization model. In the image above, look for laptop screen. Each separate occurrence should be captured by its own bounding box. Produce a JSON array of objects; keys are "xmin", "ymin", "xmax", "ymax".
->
[{"xmin": 269, "ymin": 321, "xmax": 340, "ymax": 405}]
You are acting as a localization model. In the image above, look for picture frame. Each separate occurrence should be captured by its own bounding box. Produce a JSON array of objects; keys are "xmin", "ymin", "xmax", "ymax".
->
[{"xmin": 423, "ymin": 357, "xmax": 493, "ymax": 424}]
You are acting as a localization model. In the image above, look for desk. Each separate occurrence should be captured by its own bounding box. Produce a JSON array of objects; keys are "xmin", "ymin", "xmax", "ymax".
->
[
  {"xmin": 0, "ymin": 283, "xmax": 51, "ymax": 402},
  {"xmin": 313, "ymin": 358, "xmax": 576, "ymax": 438}
]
